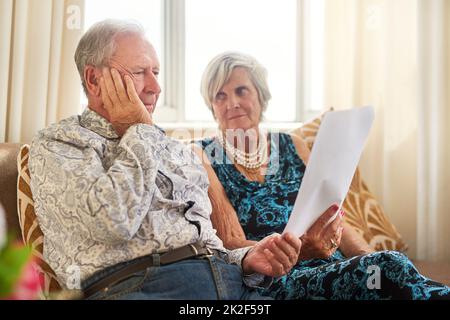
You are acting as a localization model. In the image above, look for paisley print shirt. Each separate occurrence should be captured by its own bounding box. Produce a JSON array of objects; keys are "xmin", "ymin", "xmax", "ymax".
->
[{"xmin": 29, "ymin": 108, "xmax": 256, "ymax": 288}]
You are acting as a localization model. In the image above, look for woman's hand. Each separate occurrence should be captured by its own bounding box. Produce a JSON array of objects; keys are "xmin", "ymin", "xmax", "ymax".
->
[
  {"xmin": 298, "ymin": 204, "xmax": 344, "ymax": 260},
  {"xmin": 242, "ymin": 232, "xmax": 301, "ymax": 277},
  {"xmin": 100, "ymin": 67, "xmax": 152, "ymax": 136},
  {"xmin": 338, "ymin": 222, "xmax": 376, "ymax": 258}
]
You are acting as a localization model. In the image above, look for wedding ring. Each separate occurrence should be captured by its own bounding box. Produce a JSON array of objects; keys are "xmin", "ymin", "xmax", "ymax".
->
[{"xmin": 329, "ymin": 238, "xmax": 338, "ymax": 249}]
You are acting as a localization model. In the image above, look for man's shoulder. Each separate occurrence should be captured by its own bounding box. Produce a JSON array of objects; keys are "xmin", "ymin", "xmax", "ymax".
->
[
  {"xmin": 30, "ymin": 114, "xmax": 99, "ymax": 153},
  {"xmin": 34, "ymin": 115, "xmax": 81, "ymax": 140}
]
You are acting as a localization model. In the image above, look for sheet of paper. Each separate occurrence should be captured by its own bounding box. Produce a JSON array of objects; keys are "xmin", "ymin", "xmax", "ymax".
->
[{"xmin": 283, "ymin": 106, "xmax": 374, "ymax": 237}]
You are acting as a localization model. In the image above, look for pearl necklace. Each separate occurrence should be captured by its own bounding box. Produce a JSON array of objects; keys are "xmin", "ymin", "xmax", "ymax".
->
[{"xmin": 217, "ymin": 131, "xmax": 269, "ymax": 170}]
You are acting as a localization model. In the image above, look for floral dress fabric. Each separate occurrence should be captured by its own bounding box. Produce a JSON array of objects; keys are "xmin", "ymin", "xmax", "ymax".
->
[{"xmin": 199, "ymin": 133, "xmax": 450, "ymax": 299}]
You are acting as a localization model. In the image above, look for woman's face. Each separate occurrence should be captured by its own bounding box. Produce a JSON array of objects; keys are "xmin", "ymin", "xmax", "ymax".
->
[{"xmin": 212, "ymin": 67, "xmax": 262, "ymax": 131}]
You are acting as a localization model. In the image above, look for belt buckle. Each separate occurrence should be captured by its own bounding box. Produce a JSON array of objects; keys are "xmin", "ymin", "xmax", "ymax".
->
[
  {"xmin": 202, "ymin": 247, "xmax": 216, "ymax": 260},
  {"xmin": 189, "ymin": 244, "xmax": 214, "ymax": 258},
  {"xmin": 205, "ymin": 247, "xmax": 214, "ymax": 257},
  {"xmin": 188, "ymin": 244, "xmax": 199, "ymax": 256}
]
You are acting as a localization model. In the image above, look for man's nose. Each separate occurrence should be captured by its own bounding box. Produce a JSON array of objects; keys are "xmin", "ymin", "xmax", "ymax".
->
[{"xmin": 144, "ymin": 73, "xmax": 161, "ymax": 95}]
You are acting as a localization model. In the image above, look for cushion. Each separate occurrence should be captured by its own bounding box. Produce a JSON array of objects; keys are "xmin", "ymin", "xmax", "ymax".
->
[
  {"xmin": 291, "ymin": 110, "xmax": 408, "ymax": 252},
  {"xmin": 17, "ymin": 144, "xmax": 62, "ymax": 296}
]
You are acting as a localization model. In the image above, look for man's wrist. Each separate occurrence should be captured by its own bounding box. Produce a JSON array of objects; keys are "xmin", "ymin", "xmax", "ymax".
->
[
  {"xmin": 241, "ymin": 248, "xmax": 254, "ymax": 275},
  {"xmin": 113, "ymin": 114, "xmax": 153, "ymax": 137}
]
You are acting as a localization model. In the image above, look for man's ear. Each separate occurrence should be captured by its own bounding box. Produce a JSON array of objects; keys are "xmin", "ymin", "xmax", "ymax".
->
[{"xmin": 84, "ymin": 66, "xmax": 101, "ymax": 97}]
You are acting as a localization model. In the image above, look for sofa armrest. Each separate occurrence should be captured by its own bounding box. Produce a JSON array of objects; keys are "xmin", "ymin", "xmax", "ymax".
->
[
  {"xmin": 413, "ymin": 260, "xmax": 450, "ymax": 286},
  {"xmin": 0, "ymin": 143, "xmax": 23, "ymax": 239}
]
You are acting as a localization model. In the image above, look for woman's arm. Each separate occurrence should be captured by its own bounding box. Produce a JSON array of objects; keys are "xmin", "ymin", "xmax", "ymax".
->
[
  {"xmin": 191, "ymin": 144, "xmax": 257, "ymax": 249},
  {"xmin": 339, "ymin": 222, "xmax": 375, "ymax": 257},
  {"xmin": 288, "ymin": 132, "xmax": 311, "ymax": 164}
]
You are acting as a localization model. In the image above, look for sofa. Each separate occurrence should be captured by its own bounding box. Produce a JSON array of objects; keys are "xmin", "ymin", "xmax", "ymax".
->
[
  {"xmin": 0, "ymin": 143, "xmax": 23, "ymax": 238},
  {"xmin": 1, "ymin": 142, "xmax": 449, "ymax": 293}
]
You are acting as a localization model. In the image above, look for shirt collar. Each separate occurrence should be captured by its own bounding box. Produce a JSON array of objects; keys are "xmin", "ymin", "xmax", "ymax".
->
[
  {"xmin": 79, "ymin": 107, "xmax": 166, "ymax": 139},
  {"xmin": 79, "ymin": 108, "xmax": 119, "ymax": 139}
]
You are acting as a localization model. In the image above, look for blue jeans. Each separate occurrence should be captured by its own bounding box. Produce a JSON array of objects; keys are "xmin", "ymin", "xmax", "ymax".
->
[{"xmin": 85, "ymin": 256, "xmax": 271, "ymax": 300}]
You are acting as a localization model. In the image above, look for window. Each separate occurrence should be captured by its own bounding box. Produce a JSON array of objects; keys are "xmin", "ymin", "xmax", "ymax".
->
[
  {"xmin": 82, "ymin": 0, "xmax": 325, "ymax": 124},
  {"xmin": 301, "ymin": 0, "xmax": 325, "ymax": 117},
  {"xmin": 84, "ymin": 0, "xmax": 162, "ymax": 53},
  {"xmin": 185, "ymin": 0, "xmax": 297, "ymax": 122}
]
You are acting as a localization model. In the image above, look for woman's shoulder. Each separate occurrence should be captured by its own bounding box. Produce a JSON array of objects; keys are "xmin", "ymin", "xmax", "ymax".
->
[
  {"xmin": 193, "ymin": 136, "xmax": 216, "ymax": 149},
  {"xmin": 190, "ymin": 136, "xmax": 225, "ymax": 169},
  {"xmin": 286, "ymin": 131, "xmax": 306, "ymax": 144},
  {"xmin": 280, "ymin": 131, "xmax": 310, "ymax": 164}
]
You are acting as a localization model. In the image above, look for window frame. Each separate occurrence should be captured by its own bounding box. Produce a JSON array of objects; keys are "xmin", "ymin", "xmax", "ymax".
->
[{"xmin": 84, "ymin": 0, "xmax": 322, "ymax": 124}]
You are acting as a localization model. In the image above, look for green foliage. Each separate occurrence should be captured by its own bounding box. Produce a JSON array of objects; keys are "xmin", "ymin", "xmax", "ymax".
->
[{"xmin": 0, "ymin": 236, "xmax": 32, "ymax": 298}]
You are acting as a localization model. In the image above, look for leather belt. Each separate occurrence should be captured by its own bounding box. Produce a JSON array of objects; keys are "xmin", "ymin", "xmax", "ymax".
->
[{"xmin": 83, "ymin": 242, "xmax": 220, "ymax": 299}]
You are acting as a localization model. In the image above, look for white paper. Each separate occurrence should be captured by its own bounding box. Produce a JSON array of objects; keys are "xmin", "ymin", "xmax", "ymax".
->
[{"xmin": 283, "ymin": 106, "xmax": 374, "ymax": 237}]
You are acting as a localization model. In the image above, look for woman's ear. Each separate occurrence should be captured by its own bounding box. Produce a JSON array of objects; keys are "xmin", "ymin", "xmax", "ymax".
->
[{"xmin": 84, "ymin": 65, "xmax": 102, "ymax": 97}]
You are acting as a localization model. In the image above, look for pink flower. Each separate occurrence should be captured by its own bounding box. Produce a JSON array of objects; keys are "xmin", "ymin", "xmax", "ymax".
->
[{"xmin": 6, "ymin": 255, "xmax": 43, "ymax": 300}]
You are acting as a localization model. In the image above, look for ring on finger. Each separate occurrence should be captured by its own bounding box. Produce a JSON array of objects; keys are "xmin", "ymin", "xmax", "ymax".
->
[{"xmin": 329, "ymin": 238, "xmax": 338, "ymax": 249}]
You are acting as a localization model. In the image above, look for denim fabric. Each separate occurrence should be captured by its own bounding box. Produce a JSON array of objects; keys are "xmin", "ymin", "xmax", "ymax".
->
[{"xmin": 85, "ymin": 256, "xmax": 271, "ymax": 300}]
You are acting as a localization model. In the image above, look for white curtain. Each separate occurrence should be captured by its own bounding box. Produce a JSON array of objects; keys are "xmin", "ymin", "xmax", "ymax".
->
[
  {"xmin": 322, "ymin": 0, "xmax": 450, "ymax": 261},
  {"xmin": 0, "ymin": 0, "xmax": 84, "ymax": 143}
]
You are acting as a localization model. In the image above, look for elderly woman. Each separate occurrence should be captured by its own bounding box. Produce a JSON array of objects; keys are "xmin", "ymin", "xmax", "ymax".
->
[{"xmin": 192, "ymin": 51, "xmax": 450, "ymax": 300}]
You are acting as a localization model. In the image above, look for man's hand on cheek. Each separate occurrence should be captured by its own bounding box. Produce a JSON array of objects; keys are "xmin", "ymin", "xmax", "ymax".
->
[{"xmin": 99, "ymin": 67, "xmax": 153, "ymax": 136}]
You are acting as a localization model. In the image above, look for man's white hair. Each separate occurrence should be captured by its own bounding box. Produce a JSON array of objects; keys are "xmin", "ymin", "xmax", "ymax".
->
[
  {"xmin": 74, "ymin": 19, "xmax": 146, "ymax": 95},
  {"xmin": 200, "ymin": 51, "xmax": 272, "ymax": 114}
]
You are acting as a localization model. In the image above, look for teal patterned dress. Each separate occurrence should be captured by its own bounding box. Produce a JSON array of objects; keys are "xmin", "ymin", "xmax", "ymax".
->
[{"xmin": 199, "ymin": 133, "xmax": 450, "ymax": 300}]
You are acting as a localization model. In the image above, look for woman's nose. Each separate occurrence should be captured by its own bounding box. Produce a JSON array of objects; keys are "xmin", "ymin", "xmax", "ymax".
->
[{"xmin": 227, "ymin": 95, "xmax": 240, "ymax": 109}]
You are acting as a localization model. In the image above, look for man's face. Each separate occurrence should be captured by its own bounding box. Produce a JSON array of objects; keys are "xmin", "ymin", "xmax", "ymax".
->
[{"xmin": 107, "ymin": 33, "xmax": 161, "ymax": 114}]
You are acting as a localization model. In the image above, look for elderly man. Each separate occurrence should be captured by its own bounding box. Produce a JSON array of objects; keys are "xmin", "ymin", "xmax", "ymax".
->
[{"xmin": 29, "ymin": 19, "xmax": 301, "ymax": 300}]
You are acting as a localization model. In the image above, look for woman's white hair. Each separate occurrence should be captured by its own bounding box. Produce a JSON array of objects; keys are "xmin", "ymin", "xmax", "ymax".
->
[
  {"xmin": 74, "ymin": 19, "xmax": 146, "ymax": 95},
  {"xmin": 200, "ymin": 51, "xmax": 271, "ymax": 114}
]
